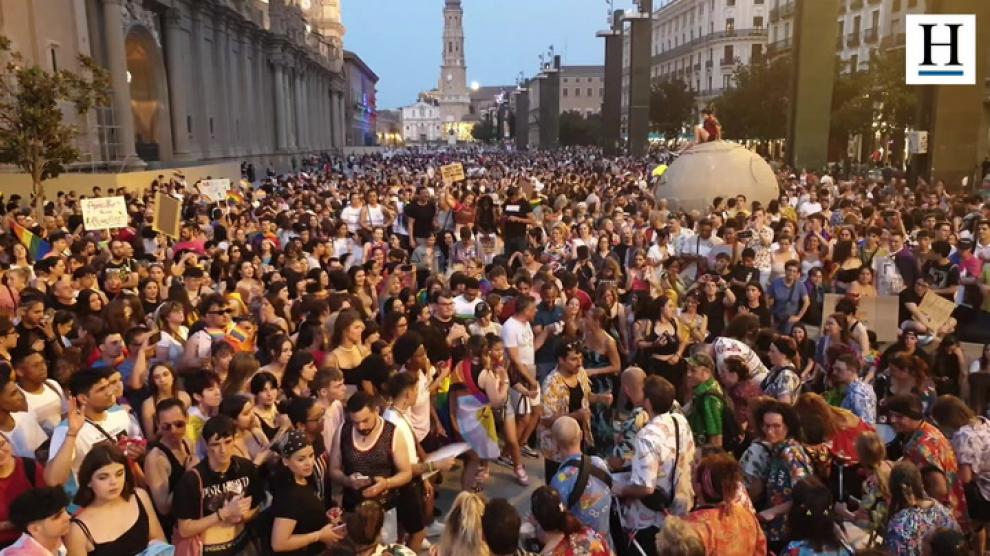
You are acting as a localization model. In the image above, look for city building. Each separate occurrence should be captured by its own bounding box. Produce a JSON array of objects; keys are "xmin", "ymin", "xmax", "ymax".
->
[
  {"xmin": 0, "ymin": 0, "xmax": 354, "ymax": 175},
  {"xmin": 620, "ymin": 0, "xmax": 768, "ymax": 134},
  {"xmin": 768, "ymin": 0, "xmax": 926, "ymax": 69},
  {"xmin": 559, "ymin": 66, "xmax": 606, "ymax": 117},
  {"xmin": 343, "ymin": 50, "xmax": 378, "ymax": 146},
  {"xmin": 401, "ymin": 100, "xmax": 444, "ymax": 144},
  {"xmin": 438, "ymin": 0, "xmax": 470, "ymax": 129},
  {"xmin": 376, "ymin": 109, "xmax": 402, "ymax": 147}
]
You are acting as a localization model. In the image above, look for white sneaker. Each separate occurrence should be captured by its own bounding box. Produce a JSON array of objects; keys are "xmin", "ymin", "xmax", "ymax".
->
[{"xmin": 424, "ymin": 521, "xmax": 446, "ymax": 538}]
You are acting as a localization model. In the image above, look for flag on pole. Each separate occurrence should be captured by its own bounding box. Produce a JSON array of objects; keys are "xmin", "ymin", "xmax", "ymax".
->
[{"xmin": 10, "ymin": 221, "xmax": 52, "ymax": 260}]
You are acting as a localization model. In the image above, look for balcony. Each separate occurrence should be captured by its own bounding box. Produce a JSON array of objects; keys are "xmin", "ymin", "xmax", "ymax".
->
[
  {"xmin": 694, "ymin": 63, "xmax": 701, "ymax": 71},
  {"xmin": 881, "ymin": 32, "xmax": 906, "ymax": 49},
  {"xmin": 766, "ymin": 37, "xmax": 792, "ymax": 57},
  {"xmin": 847, "ymin": 31, "xmax": 860, "ymax": 47},
  {"xmin": 720, "ymin": 57, "xmax": 735, "ymax": 67},
  {"xmin": 863, "ymin": 27, "xmax": 878, "ymax": 43},
  {"xmin": 769, "ymin": 6, "xmax": 780, "ymax": 22},
  {"xmin": 705, "ymin": 60, "xmax": 713, "ymax": 69},
  {"xmin": 780, "ymin": 2, "xmax": 794, "ymax": 17},
  {"xmin": 850, "ymin": 0, "xmax": 864, "ymax": 9}
]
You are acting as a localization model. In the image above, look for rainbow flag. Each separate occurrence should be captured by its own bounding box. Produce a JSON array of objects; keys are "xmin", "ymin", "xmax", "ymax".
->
[
  {"xmin": 226, "ymin": 190, "xmax": 244, "ymax": 204},
  {"xmin": 10, "ymin": 222, "xmax": 51, "ymax": 260}
]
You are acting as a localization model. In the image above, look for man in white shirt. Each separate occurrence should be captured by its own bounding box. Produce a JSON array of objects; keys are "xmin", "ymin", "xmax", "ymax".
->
[
  {"xmin": 667, "ymin": 215, "xmax": 695, "ymax": 256},
  {"xmin": 452, "ymin": 277, "xmax": 483, "ymax": 321},
  {"xmin": 46, "ymin": 367, "xmax": 144, "ymax": 498},
  {"xmin": 502, "ymin": 295, "xmax": 552, "ymax": 457},
  {"xmin": 678, "ymin": 218, "xmax": 723, "ymax": 285},
  {"xmin": 612, "ymin": 375, "xmax": 695, "ymax": 556},
  {"xmin": 13, "ymin": 351, "xmax": 65, "ymax": 437}
]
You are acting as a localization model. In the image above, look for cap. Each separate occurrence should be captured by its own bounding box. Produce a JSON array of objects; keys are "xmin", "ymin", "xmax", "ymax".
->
[
  {"xmin": 474, "ymin": 302, "xmax": 492, "ymax": 318},
  {"xmin": 958, "ymin": 238, "xmax": 974, "ymax": 250},
  {"xmin": 685, "ymin": 353, "xmax": 714, "ymax": 369},
  {"xmin": 277, "ymin": 430, "xmax": 310, "ymax": 456}
]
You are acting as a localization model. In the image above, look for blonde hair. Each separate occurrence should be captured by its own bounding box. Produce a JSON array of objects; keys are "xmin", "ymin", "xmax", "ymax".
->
[
  {"xmin": 439, "ymin": 492, "xmax": 490, "ymax": 556},
  {"xmin": 657, "ymin": 516, "xmax": 705, "ymax": 556}
]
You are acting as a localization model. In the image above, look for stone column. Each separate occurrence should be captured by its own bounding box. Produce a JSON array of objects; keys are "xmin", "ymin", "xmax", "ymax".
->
[
  {"xmin": 102, "ymin": 0, "xmax": 143, "ymax": 167},
  {"xmin": 337, "ymin": 92, "xmax": 346, "ymax": 148},
  {"xmin": 191, "ymin": 4, "xmax": 212, "ymax": 158},
  {"xmin": 164, "ymin": 8, "xmax": 193, "ymax": 161},
  {"xmin": 274, "ymin": 62, "xmax": 287, "ymax": 151}
]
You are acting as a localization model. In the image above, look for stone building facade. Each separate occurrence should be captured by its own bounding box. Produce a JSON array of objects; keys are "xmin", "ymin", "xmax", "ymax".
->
[
  {"xmin": 344, "ymin": 50, "xmax": 378, "ymax": 147},
  {"xmin": 0, "ymin": 0, "xmax": 352, "ymax": 173}
]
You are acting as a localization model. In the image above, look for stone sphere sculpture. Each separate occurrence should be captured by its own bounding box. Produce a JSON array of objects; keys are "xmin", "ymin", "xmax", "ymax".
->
[{"xmin": 654, "ymin": 141, "xmax": 779, "ymax": 213}]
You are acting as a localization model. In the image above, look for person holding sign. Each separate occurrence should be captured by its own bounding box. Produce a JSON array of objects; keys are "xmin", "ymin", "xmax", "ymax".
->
[{"xmin": 898, "ymin": 276, "xmax": 958, "ymax": 341}]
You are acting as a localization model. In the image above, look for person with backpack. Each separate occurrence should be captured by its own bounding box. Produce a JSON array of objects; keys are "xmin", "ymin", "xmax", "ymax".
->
[
  {"xmin": 685, "ymin": 353, "xmax": 742, "ymax": 453},
  {"xmin": 548, "ymin": 417, "xmax": 612, "ymax": 551}
]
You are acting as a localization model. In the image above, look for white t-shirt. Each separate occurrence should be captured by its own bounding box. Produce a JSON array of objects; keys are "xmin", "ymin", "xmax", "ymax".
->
[
  {"xmin": 383, "ymin": 407, "xmax": 419, "ymax": 464},
  {"xmin": 502, "ymin": 316, "xmax": 535, "ymax": 372},
  {"xmin": 341, "ymin": 206, "xmax": 362, "ymax": 234},
  {"xmin": 20, "ymin": 380, "xmax": 66, "ymax": 436},
  {"xmin": 322, "ymin": 400, "xmax": 344, "ymax": 457},
  {"xmin": 47, "ymin": 406, "xmax": 141, "ymax": 489},
  {"xmin": 400, "ymin": 367, "xmax": 433, "ymax": 442},
  {"xmin": 453, "ymin": 295, "xmax": 481, "ymax": 320},
  {"xmin": 4, "ymin": 411, "xmax": 48, "ymax": 458}
]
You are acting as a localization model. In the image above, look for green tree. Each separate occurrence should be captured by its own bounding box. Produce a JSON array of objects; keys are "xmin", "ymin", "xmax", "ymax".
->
[
  {"xmin": 0, "ymin": 36, "xmax": 109, "ymax": 220},
  {"xmin": 471, "ymin": 115, "xmax": 497, "ymax": 143},
  {"xmin": 649, "ymin": 79, "xmax": 696, "ymax": 139},
  {"xmin": 713, "ymin": 56, "xmax": 792, "ymax": 141},
  {"xmin": 559, "ymin": 110, "xmax": 601, "ymax": 146}
]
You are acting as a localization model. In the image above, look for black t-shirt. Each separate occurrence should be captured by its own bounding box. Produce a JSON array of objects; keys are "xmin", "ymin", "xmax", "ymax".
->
[
  {"xmin": 173, "ymin": 456, "xmax": 264, "ymax": 556},
  {"xmin": 502, "ymin": 200, "xmax": 531, "ymax": 240},
  {"xmin": 270, "ymin": 479, "xmax": 328, "ymax": 556},
  {"xmin": 105, "ymin": 257, "xmax": 136, "ymax": 274},
  {"xmin": 923, "ymin": 260, "xmax": 960, "ymax": 300},
  {"xmin": 404, "ymin": 201, "xmax": 437, "ymax": 240},
  {"xmin": 898, "ymin": 288, "xmax": 924, "ymax": 325}
]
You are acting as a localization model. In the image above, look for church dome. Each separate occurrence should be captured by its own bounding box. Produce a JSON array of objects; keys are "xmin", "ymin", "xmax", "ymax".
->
[{"xmin": 655, "ymin": 141, "xmax": 779, "ymax": 213}]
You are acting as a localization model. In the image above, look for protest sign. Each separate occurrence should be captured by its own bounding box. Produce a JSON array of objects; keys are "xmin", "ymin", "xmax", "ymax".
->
[
  {"xmin": 152, "ymin": 192, "xmax": 181, "ymax": 238},
  {"xmin": 440, "ymin": 163, "xmax": 465, "ymax": 186},
  {"xmin": 917, "ymin": 291, "xmax": 956, "ymax": 335},
  {"xmin": 822, "ymin": 294, "xmax": 899, "ymax": 343},
  {"xmin": 198, "ymin": 179, "xmax": 231, "ymax": 202},
  {"xmin": 81, "ymin": 197, "xmax": 128, "ymax": 230}
]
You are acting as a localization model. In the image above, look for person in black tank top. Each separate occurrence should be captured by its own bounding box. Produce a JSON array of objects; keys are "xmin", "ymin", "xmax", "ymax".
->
[
  {"xmin": 329, "ymin": 392, "xmax": 413, "ymax": 513},
  {"xmin": 144, "ymin": 399, "xmax": 193, "ymax": 540}
]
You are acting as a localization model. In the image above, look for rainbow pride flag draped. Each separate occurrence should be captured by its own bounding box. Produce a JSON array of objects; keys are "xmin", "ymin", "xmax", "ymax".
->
[
  {"xmin": 226, "ymin": 190, "xmax": 245, "ymax": 204},
  {"xmin": 10, "ymin": 222, "xmax": 51, "ymax": 260}
]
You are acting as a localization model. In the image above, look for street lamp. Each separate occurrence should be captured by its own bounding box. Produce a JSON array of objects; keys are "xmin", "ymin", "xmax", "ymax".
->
[{"xmin": 470, "ymin": 81, "xmax": 480, "ymax": 92}]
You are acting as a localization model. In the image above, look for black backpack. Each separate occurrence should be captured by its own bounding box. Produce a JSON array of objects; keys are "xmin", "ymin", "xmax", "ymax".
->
[
  {"xmin": 698, "ymin": 391, "xmax": 744, "ymax": 454},
  {"xmin": 557, "ymin": 454, "xmax": 613, "ymax": 510}
]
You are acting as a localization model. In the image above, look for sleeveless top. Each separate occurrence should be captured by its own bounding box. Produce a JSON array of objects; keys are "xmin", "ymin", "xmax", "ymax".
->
[
  {"xmin": 341, "ymin": 420, "xmax": 397, "ymax": 510},
  {"xmin": 256, "ymin": 409, "xmax": 280, "ymax": 441},
  {"xmin": 149, "ymin": 439, "xmax": 190, "ymax": 493},
  {"xmin": 72, "ymin": 495, "xmax": 149, "ymax": 556}
]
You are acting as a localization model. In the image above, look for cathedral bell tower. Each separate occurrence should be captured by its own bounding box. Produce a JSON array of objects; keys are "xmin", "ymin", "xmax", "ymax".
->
[{"xmin": 438, "ymin": 0, "xmax": 470, "ymax": 125}]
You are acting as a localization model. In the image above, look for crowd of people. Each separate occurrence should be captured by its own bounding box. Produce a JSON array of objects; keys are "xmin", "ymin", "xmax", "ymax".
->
[{"xmin": 0, "ymin": 146, "xmax": 988, "ymax": 556}]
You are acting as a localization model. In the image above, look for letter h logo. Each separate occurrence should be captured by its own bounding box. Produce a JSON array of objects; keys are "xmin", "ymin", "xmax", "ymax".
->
[{"xmin": 906, "ymin": 14, "xmax": 975, "ymax": 85}]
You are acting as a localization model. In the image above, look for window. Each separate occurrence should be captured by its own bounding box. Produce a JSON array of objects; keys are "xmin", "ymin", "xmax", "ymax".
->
[
  {"xmin": 723, "ymin": 75, "xmax": 731, "ymax": 88},
  {"xmin": 723, "ymin": 44, "xmax": 733, "ymax": 63},
  {"xmin": 850, "ymin": 54, "xmax": 859, "ymax": 71},
  {"xmin": 755, "ymin": 0, "xmax": 763, "ymax": 3},
  {"xmin": 853, "ymin": 15, "xmax": 861, "ymax": 33},
  {"xmin": 48, "ymin": 44, "xmax": 59, "ymax": 72},
  {"xmin": 892, "ymin": 0, "xmax": 901, "ymax": 10},
  {"xmin": 575, "ymin": 88, "xmax": 581, "ymax": 97},
  {"xmin": 563, "ymin": 88, "xmax": 568, "ymax": 97},
  {"xmin": 563, "ymin": 78, "xmax": 568, "ymax": 83},
  {"xmin": 186, "ymin": 116, "xmax": 192, "ymax": 134},
  {"xmin": 587, "ymin": 88, "xmax": 592, "ymax": 96},
  {"xmin": 599, "ymin": 87, "xmax": 604, "ymax": 96},
  {"xmin": 871, "ymin": 10, "xmax": 879, "ymax": 29},
  {"xmin": 751, "ymin": 44, "xmax": 762, "ymax": 61},
  {"xmin": 209, "ymin": 117, "xmax": 215, "ymax": 138},
  {"xmin": 726, "ymin": 18, "xmax": 735, "ymax": 32},
  {"xmin": 754, "ymin": 16, "xmax": 763, "ymax": 28},
  {"xmin": 708, "ymin": 75, "xmax": 712, "ymax": 91},
  {"xmin": 727, "ymin": 0, "xmax": 735, "ymax": 5}
]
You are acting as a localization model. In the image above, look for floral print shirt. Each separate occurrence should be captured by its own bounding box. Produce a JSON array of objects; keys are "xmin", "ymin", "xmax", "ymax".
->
[
  {"xmin": 902, "ymin": 421, "xmax": 969, "ymax": 528},
  {"xmin": 618, "ymin": 412, "xmax": 696, "ymax": 531},
  {"xmin": 950, "ymin": 417, "xmax": 990, "ymax": 500},
  {"xmin": 612, "ymin": 406, "xmax": 650, "ymax": 468},
  {"xmin": 840, "ymin": 379, "xmax": 877, "ymax": 425},
  {"xmin": 762, "ymin": 438, "xmax": 813, "ymax": 543},
  {"xmin": 543, "ymin": 528, "xmax": 612, "ymax": 556},
  {"xmin": 684, "ymin": 502, "xmax": 768, "ymax": 556},
  {"xmin": 540, "ymin": 369, "xmax": 594, "ymax": 460},
  {"xmin": 761, "ymin": 365, "xmax": 801, "ymax": 402},
  {"xmin": 739, "ymin": 440, "xmax": 773, "ymax": 495},
  {"xmin": 551, "ymin": 454, "xmax": 613, "ymax": 549},
  {"xmin": 883, "ymin": 503, "xmax": 959, "ymax": 556}
]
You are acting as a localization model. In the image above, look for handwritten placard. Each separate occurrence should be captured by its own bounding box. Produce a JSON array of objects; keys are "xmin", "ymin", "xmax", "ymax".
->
[
  {"xmin": 152, "ymin": 192, "xmax": 181, "ymax": 239},
  {"xmin": 917, "ymin": 291, "xmax": 956, "ymax": 335},
  {"xmin": 81, "ymin": 197, "xmax": 128, "ymax": 230},
  {"xmin": 822, "ymin": 293, "xmax": 899, "ymax": 343},
  {"xmin": 198, "ymin": 179, "xmax": 231, "ymax": 202},
  {"xmin": 440, "ymin": 163, "xmax": 465, "ymax": 186}
]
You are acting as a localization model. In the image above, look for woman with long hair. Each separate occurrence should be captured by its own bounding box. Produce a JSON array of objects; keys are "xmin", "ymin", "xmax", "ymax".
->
[
  {"xmin": 847, "ymin": 267, "xmax": 878, "ymax": 301},
  {"xmin": 153, "ymin": 301, "xmax": 188, "ymax": 368},
  {"xmin": 250, "ymin": 371, "xmax": 288, "ymax": 441},
  {"xmin": 234, "ymin": 261, "xmax": 263, "ymax": 304},
  {"xmin": 678, "ymin": 292, "xmax": 709, "ymax": 347},
  {"xmin": 348, "ymin": 266, "xmax": 378, "ymax": 322},
  {"xmin": 137, "ymin": 278, "xmax": 162, "ymax": 317},
  {"xmin": 882, "ymin": 353, "xmax": 937, "ymax": 417},
  {"xmin": 636, "ymin": 295, "xmax": 687, "ymax": 390},
  {"xmin": 800, "ymin": 234, "xmax": 826, "ymax": 279},
  {"xmin": 737, "ymin": 281, "xmax": 772, "ymax": 329},
  {"xmin": 719, "ymin": 357, "xmax": 764, "ymax": 436},
  {"xmin": 259, "ymin": 334, "xmax": 293, "ymax": 385},
  {"xmin": 815, "ymin": 313, "xmax": 860, "ymax": 371},
  {"xmin": 325, "ymin": 310, "xmax": 369, "ymax": 389},
  {"xmin": 438, "ymin": 492, "xmax": 489, "ymax": 556},
  {"xmin": 282, "ymin": 351, "xmax": 318, "ymax": 402},
  {"xmin": 769, "ymin": 234, "xmax": 798, "ymax": 284},
  {"xmin": 932, "ymin": 395, "xmax": 990, "ymax": 528},
  {"xmin": 683, "ymin": 452, "xmax": 767, "ymax": 556},
  {"xmin": 830, "ymin": 239, "xmax": 862, "ymax": 294},
  {"xmin": 223, "ymin": 352, "xmax": 259, "ymax": 396},
  {"xmin": 595, "ymin": 282, "xmax": 628, "ymax": 353},
  {"xmin": 66, "ymin": 444, "xmax": 166, "ymax": 556},
  {"xmin": 835, "ymin": 432, "xmax": 892, "ymax": 536},
  {"xmin": 339, "ymin": 500, "xmax": 415, "ymax": 556},
  {"xmin": 883, "ymin": 461, "xmax": 960, "ymax": 556},
  {"xmin": 101, "ymin": 297, "xmax": 136, "ymax": 336},
  {"xmin": 931, "ymin": 335, "xmax": 968, "ymax": 399},
  {"xmin": 782, "ymin": 478, "xmax": 852, "ymax": 555},
  {"xmin": 382, "ymin": 311, "xmax": 410, "ymax": 345},
  {"xmin": 763, "ymin": 336, "xmax": 802, "ymax": 403},
  {"xmin": 219, "ymin": 394, "xmax": 272, "ymax": 466},
  {"xmin": 530, "ymin": 486, "xmax": 610, "ymax": 556},
  {"xmin": 257, "ymin": 293, "xmax": 291, "ymax": 335},
  {"xmin": 140, "ymin": 363, "xmax": 192, "ymax": 440},
  {"xmin": 75, "ymin": 289, "xmax": 105, "ymax": 320},
  {"xmin": 790, "ymin": 324, "xmax": 817, "ymax": 381}
]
